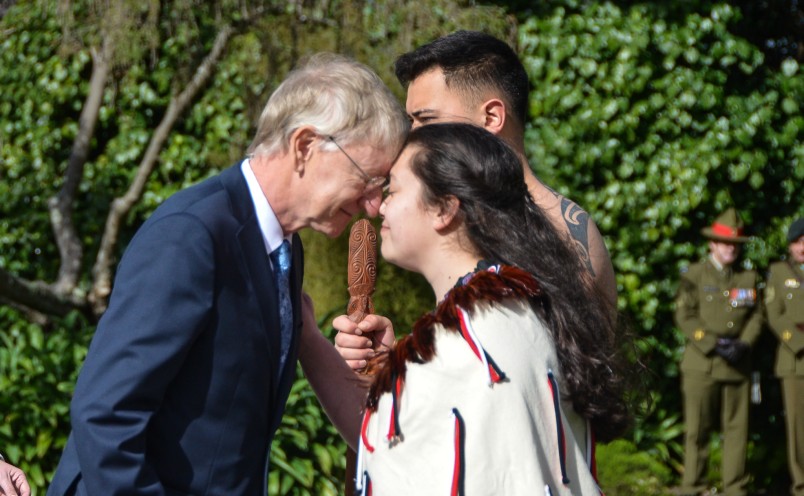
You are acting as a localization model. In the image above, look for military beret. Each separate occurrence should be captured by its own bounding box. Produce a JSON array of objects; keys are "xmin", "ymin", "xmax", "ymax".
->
[{"xmin": 788, "ymin": 217, "xmax": 804, "ymax": 243}]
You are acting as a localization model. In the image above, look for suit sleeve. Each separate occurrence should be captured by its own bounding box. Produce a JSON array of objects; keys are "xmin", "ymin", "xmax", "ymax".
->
[
  {"xmin": 765, "ymin": 265, "xmax": 804, "ymax": 354},
  {"xmin": 70, "ymin": 213, "xmax": 215, "ymax": 496},
  {"xmin": 674, "ymin": 266, "xmax": 717, "ymax": 355}
]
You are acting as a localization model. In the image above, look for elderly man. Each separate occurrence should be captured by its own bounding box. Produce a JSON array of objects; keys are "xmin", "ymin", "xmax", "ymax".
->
[
  {"xmin": 674, "ymin": 208, "xmax": 763, "ymax": 496},
  {"xmin": 766, "ymin": 217, "xmax": 804, "ymax": 496},
  {"xmin": 46, "ymin": 53, "xmax": 407, "ymax": 496}
]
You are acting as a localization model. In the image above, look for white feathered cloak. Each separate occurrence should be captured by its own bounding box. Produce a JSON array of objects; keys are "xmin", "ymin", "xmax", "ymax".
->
[{"xmin": 356, "ymin": 265, "xmax": 602, "ymax": 496}]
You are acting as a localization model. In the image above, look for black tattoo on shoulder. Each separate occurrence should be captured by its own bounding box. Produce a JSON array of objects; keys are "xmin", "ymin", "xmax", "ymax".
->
[
  {"xmin": 542, "ymin": 184, "xmax": 594, "ymax": 276},
  {"xmin": 560, "ymin": 197, "xmax": 594, "ymax": 276}
]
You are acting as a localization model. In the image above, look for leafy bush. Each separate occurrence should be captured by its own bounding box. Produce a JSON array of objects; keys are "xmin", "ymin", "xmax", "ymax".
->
[
  {"xmin": 597, "ymin": 439, "xmax": 674, "ymax": 495},
  {"xmin": 0, "ymin": 309, "xmax": 92, "ymax": 491},
  {"xmin": 520, "ymin": 1, "xmax": 803, "ymax": 487},
  {"xmin": 3, "ymin": 0, "xmax": 803, "ymax": 494},
  {"xmin": 268, "ymin": 311, "xmax": 347, "ymax": 496},
  {"xmin": 0, "ymin": 0, "xmax": 509, "ymax": 493}
]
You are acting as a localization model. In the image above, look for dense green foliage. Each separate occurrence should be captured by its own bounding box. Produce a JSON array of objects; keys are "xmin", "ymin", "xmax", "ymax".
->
[
  {"xmin": 596, "ymin": 439, "xmax": 674, "ymax": 495},
  {"xmin": 267, "ymin": 315, "xmax": 345, "ymax": 496},
  {"xmin": 521, "ymin": 1, "xmax": 802, "ymax": 492},
  {"xmin": 1, "ymin": 0, "xmax": 802, "ymax": 494},
  {"xmin": 0, "ymin": 0, "xmax": 508, "ymax": 494},
  {"xmin": 0, "ymin": 309, "xmax": 91, "ymax": 489}
]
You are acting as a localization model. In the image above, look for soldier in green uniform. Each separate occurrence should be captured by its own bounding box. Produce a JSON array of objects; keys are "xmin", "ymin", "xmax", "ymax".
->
[
  {"xmin": 766, "ymin": 217, "xmax": 804, "ymax": 496},
  {"xmin": 675, "ymin": 208, "xmax": 763, "ymax": 496}
]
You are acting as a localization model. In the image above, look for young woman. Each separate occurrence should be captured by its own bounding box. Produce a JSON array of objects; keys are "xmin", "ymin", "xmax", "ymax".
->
[{"xmin": 352, "ymin": 123, "xmax": 631, "ymax": 495}]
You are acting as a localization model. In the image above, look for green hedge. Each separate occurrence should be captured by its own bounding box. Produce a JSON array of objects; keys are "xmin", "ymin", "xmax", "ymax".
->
[
  {"xmin": 0, "ymin": 309, "xmax": 91, "ymax": 490},
  {"xmin": 520, "ymin": 0, "xmax": 802, "ymax": 490},
  {"xmin": 2, "ymin": 0, "xmax": 802, "ymax": 493},
  {"xmin": 0, "ymin": 3, "xmax": 506, "ymax": 493}
]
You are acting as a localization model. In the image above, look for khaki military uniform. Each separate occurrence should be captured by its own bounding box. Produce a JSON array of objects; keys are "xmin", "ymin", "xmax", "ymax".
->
[
  {"xmin": 766, "ymin": 260, "xmax": 804, "ymax": 496},
  {"xmin": 675, "ymin": 257, "xmax": 763, "ymax": 496}
]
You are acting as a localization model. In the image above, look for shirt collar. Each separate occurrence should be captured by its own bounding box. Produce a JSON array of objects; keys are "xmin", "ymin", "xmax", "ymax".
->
[
  {"xmin": 708, "ymin": 254, "xmax": 732, "ymax": 273},
  {"xmin": 241, "ymin": 158, "xmax": 289, "ymax": 254}
]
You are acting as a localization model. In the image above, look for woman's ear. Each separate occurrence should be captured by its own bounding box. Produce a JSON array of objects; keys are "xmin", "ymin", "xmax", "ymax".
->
[
  {"xmin": 290, "ymin": 126, "xmax": 318, "ymax": 172},
  {"xmin": 433, "ymin": 195, "xmax": 461, "ymax": 231}
]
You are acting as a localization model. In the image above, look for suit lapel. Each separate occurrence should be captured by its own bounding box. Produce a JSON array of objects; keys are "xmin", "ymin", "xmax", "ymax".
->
[
  {"xmin": 290, "ymin": 234, "xmax": 304, "ymax": 337},
  {"xmin": 221, "ymin": 164, "xmax": 309, "ymax": 430},
  {"xmin": 219, "ymin": 164, "xmax": 281, "ymax": 374}
]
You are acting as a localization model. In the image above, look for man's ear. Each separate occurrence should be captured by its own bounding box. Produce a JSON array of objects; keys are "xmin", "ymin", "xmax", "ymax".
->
[
  {"xmin": 481, "ymin": 98, "xmax": 506, "ymax": 136},
  {"xmin": 433, "ymin": 196, "xmax": 461, "ymax": 231},
  {"xmin": 290, "ymin": 126, "xmax": 319, "ymax": 172}
]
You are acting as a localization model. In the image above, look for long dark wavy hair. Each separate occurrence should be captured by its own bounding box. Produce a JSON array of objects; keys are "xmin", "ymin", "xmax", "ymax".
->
[{"xmin": 404, "ymin": 123, "xmax": 632, "ymax": 442}]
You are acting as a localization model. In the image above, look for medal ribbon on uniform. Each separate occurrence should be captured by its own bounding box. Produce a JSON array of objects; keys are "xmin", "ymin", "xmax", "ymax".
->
[{"xmin": 728, "ymin": 288, "xmax": 756, "ymax": 307}]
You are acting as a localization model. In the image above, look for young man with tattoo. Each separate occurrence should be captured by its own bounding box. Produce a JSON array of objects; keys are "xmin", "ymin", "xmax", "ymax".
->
[{"xmin": 333, "ymin": 30, "xmax": 617, "ymax": 368}]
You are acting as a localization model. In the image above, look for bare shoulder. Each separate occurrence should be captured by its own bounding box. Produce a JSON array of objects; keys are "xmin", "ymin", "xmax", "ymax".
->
[
  {"xmin": 584, "ymin": 218, "xmax": 617, "ymax": 303},
  {"xmin": 527, "ymin": 178, "xmax": 616, "ymax": 302}
]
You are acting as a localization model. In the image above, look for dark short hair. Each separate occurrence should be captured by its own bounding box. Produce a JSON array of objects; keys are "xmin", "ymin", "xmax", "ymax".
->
[{"xmin": 394, "ymin": 30, "xmax": 529, "ymax": 130}]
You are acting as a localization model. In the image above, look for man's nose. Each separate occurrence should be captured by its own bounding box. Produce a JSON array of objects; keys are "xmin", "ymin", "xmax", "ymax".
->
[{"xmin": 360, "ymin": 189, "xmax": 383, "ymax": 217}]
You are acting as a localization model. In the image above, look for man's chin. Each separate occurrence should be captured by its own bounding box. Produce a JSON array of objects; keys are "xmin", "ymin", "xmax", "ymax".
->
[
  {"xmin": 323, "ymin": 221, "xmax": 350, "ymax": 238},
  {"xmin": 309, "ymin": 213, "xmax": 354, "ymax": 238}
]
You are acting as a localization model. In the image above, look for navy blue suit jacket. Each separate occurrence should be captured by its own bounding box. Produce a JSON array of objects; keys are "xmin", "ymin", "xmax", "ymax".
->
[{"xmin": 47, "ymin": 163, "xmax": 304, "ymax": 495}]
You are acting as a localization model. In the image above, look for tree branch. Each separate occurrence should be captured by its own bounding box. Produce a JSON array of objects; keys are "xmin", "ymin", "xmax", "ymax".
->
[
  {"xmin": 0, "ymin": 295, "xmax": 49, "ymax": 326},
  {"xmin": 0, "ymin": 266, "xmax": 88, "ymax": 318},
  {"xmin": 48, "ymin": 38, "xmax": 113, "ymax": 295},
  {"xmin": 88, "ymin": 24, "xmax": 235, "ymax": 315}
]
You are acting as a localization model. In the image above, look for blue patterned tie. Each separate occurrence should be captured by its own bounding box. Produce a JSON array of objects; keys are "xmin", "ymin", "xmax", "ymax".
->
[{"xmin": 270, "ymin": 240, "xmax": 292, "ymax": 369}]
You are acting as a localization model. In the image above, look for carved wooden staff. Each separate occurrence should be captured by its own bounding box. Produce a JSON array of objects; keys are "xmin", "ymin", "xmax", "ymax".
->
[
  {"xmin": 344, "ymin": 219, "xmax": 377, "ymax": 494},
  {"xmin": 347, "ymin": 219, "xmax": 377, "ymax": 326}
]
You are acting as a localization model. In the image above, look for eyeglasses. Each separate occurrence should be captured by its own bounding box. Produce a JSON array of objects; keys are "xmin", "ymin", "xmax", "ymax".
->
[{"xmin": 327, "ymin": 136, "xmax": 387, "ymax": 191}]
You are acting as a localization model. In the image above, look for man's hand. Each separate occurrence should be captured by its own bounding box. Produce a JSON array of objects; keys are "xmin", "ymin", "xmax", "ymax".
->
[
  {"xmin": 333, "ymin": 314, "xmax": 395, "ymax": 370},
  {"xmin": 0, "ymin": 460, "xmax": 30, "ymax": 496}
]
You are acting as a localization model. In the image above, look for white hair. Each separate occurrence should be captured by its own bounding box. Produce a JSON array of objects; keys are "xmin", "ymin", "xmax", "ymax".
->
[{"xmin": 247, "ymin": 53, "xmax": 409, "ymax": 157}]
